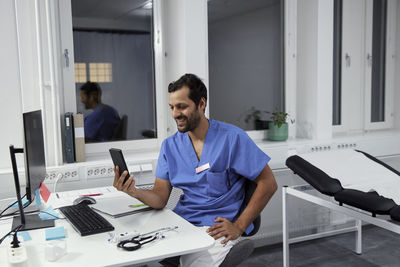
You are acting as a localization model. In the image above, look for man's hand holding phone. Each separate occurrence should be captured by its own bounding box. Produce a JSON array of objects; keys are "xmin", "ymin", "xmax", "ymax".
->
[{"xmin": 113, "ymin": 166, "xmax": 137, "ymax": 197}]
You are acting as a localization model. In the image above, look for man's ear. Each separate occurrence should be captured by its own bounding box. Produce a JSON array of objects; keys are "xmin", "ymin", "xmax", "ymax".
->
[{"xmin": 199, "ymin": 97, "xmax": 207, "ymax": 113}]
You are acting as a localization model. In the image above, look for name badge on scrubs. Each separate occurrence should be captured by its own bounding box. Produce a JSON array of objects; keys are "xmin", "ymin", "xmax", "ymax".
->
[{"xmin": 196, "ymin": 163, "xmax": 210, "ymax": 174}]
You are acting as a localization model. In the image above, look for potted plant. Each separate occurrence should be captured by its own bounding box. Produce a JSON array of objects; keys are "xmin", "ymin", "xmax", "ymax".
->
[
  {"xmin": 244, "ymin": 107, "xmax": 270, "ymax": 130},
  {"xmin": 268, "ymin": 107, "xmax": 294, "ymax": 141}
]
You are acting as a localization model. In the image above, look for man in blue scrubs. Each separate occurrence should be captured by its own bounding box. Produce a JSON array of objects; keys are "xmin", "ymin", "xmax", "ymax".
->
[
  {"xmin": 114, "ymin": 74, "xmax": 277, "ymax": 266},
  {"xmin": 80, "ymin": 81, "xmax": 120, "ymax": 142}
]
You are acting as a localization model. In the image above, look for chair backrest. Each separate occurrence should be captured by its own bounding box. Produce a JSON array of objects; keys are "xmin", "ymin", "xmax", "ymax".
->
[
  {"xmin": 241, "ymin": 179, "xmax": 260, "ymax": 236},
  {"xmin": 111, "ymin": 115, "xmax": 127, "ymax": 141}
]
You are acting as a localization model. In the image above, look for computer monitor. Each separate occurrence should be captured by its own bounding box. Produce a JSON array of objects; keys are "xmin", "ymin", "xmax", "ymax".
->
[
  {"xmin": 9, "ymin": 110, "xmax": 54, "ymax": 230},
  {"xmin": 23, "ymin": 110, "xmax": 46, "ymax": 202}
]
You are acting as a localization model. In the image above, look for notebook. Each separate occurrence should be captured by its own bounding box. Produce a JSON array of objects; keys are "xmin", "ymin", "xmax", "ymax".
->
[{"xmin": 91, "ymin": 195, "xmax": 152, "ymax": 218}]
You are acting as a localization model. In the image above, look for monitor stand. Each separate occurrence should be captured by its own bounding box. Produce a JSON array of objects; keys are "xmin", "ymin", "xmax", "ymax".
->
[
  {"xmin": 9, "ymin": 145, "xmax": 55, "ymax": 231},
  {"xmin": 12, "ymin": 214, "xmax": 54, "ymax": 231}
]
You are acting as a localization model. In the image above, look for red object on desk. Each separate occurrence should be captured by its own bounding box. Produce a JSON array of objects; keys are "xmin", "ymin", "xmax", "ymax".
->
[
  {"xmin": 40, "ymin": 182, "xmax": 51, "ymax": 202},
  {"xmin": 81, "ymin": 193, "xmax": 103, "ymax": 197}
]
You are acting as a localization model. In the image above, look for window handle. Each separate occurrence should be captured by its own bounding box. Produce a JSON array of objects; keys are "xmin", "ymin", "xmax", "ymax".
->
[
  {"xmin": 367, "ymin": 53, "xmax": 372, "ymax": 67},
  {"xmin": 345, "ymin": 53, "xmax": 351, "ymax": 67},
  {"xmin": 64, "ymin": 49, "xmax": 70, "ymax": 68}
]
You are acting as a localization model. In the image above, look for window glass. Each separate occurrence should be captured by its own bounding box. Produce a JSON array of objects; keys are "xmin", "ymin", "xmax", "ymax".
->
[
  {"xmin": 208, "ymin": 0, "xmax": 283, "ymax": 131},
  {"xmin": 332, "ymin": 0, "xmax": 342, "ymax": 126},
  {"xmin": 370, "ymin": 0, "xmax": 387, "ymax": 122},
  {"xmin": 71, "ymin": 0, "xmax": 156, "ymax": 143}
]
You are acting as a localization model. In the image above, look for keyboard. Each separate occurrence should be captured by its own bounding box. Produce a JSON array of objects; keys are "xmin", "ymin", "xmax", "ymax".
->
[{"xmin": 59, "ymin": 204, "xmax": 115, "ymax": 236}]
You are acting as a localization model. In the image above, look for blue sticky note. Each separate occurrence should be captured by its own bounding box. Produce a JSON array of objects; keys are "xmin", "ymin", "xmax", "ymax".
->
[
  {"xmin": 17, "ymin": 231, "xmax": 32, "ymax": 242},
  {"xmin": 45, "ymin": 226, "xmax": 66, "ymax": 241},
  {"xmin": 39, "ymin": 205, "xmax": 59, "ymax": 220},
  {"xmin": 35, "ymin": 189, "xmax": 41, "ymax": 208},
  {"xmin": 9, "ymin": 196, "xmax": 29, "ymax": 208}
]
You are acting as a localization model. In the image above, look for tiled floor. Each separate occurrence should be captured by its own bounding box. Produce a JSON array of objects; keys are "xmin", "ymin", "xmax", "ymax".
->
[
  {"xmin": 143, "ymin": 225, "xmax": 400, "ymax": 267},
  {"xmin": 239, "ymin": 225, "xmax": 400, "ymax": 267}
]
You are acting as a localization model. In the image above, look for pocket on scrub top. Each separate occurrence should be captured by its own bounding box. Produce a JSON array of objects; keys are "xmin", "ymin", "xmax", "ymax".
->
[{"xmin": 206, "ymin": 170, "xmax": 229, "ymax": 197}]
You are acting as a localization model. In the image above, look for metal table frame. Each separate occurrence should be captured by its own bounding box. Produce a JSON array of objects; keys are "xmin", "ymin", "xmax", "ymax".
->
[{"xmin": 282, "ymin": 185, "xmax": 400, "ymax": 267}]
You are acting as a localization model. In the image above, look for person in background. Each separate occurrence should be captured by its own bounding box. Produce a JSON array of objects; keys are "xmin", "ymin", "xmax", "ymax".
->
[
  {"xmin": 113, "ymin": 74, "xmax": 277, "ymax": 266},
  {"xmin": 80, "ymin": 81, "xmax": 120, "ymax": 142}
]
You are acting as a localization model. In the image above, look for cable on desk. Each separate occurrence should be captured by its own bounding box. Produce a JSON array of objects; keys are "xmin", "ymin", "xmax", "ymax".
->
[
  {"xmin": 53, "ymin": 173, "xmax": 63, "ymax": 194},
  {"xmin": 39, "ymin": 211, "xmax": 65, "ymax": 220},
  {"xmin": 0, "ymin": 224, "xmax": 23, "ymax": 245},
  {"xmin": 0, "ymin": 194, "xmax": 28, "ymax": 218}
]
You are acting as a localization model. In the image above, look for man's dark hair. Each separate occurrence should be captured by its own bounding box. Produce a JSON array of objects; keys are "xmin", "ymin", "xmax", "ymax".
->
[
  {"xmin": 80, "ymin": 81, "xmax": 102, "ymax": 103},
  {"xmin": 168, "ymin": 74, "xmax": 207, "ymax": 108},
  {"xmin": 80, "ymin": 81, "xmax": 102, "ymax": 96}
]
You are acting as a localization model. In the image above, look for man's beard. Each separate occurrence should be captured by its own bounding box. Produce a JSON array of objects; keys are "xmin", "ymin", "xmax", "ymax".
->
[{"xmin": 176, "ymin": 111, "xmax": 201, "ymax": 133}]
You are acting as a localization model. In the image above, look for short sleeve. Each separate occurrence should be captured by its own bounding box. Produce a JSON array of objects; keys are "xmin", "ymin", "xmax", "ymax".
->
[
  {"xmin": 229, "ymin": 132, "xmax": 270, "ymax": 180},
  {"xmin": 155, "ymin": 140, "xmax": 170, "ymax": 180}
]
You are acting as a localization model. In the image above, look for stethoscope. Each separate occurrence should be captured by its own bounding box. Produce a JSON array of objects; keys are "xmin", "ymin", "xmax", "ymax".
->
[{"xmin": 117, "ymin": 226, "xmax": 178, "ymax": 251}]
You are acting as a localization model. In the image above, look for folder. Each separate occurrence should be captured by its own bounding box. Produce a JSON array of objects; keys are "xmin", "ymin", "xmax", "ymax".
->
[
  {"xmin": 91, "ymin": 196, "xmax": 152, "ymax": 218},
  {"xmin": 64, "ymin": 112, "xmax": 75, "ymax": 163},
  {"xmin": 73, "ymin": 113, "xmax": 85, "ymax": 162}
]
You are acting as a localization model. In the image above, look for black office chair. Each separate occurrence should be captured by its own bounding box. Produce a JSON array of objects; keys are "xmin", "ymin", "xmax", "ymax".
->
[
  {"xmin": 160, "ymin": 179, "xmax": 260, "ymax": 267},
  {"xmin": 111, "ymin": 115, "xmax": 127, "ymax": 141}
]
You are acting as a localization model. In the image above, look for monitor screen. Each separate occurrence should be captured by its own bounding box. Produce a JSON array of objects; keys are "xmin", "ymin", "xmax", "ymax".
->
[{"xmin": 23, "ymin": 110, "xmax": 46, "ymax": 202}]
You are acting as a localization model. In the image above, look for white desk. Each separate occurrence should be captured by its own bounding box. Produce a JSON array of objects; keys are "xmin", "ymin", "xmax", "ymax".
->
[{"xmin": 0, "ymin": 190, "xmax": 215, "ymax": 266}]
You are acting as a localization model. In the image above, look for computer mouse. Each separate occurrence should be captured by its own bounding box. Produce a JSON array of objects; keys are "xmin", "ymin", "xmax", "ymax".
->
[{"xmin": 73, "ymin": 196, "xmax": 97, "ymax": 205}]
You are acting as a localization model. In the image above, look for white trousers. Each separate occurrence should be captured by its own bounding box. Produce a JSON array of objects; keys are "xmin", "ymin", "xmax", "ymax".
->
[{"xmin": 179, "ymin": 226, "xmax": 240, "ymax": 267}]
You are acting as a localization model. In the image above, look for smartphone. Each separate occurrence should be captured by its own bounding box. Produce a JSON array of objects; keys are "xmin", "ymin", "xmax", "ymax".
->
[{"xmin": 109, "ymin": 148, "xmax": 131, "ymax": 184}]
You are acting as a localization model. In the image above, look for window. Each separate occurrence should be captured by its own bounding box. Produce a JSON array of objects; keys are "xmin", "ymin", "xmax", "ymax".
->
[
  {"xmin": 89, "ymin": 63, "xmax": 112, "ymax": 83},
  {"xmin": 332, "ymin": 0, "xmax": 342, "ymax": 126},
  {"xmin": 332, "ymin": 0, "xmax": 396, "ymax": 132},
  {"xmin": 370, "ymin": 0, "xmax": 387, "ymax": 123},
  {"xmin": 208, "ymin": 0, "xmax": 284, "ymax": 132},
  {"xmin": 69, "ymin": 0, "xmax": 157, "ymax": 143},
  {"xmin": 74, "ymin": 63, "xmax": 87, "ymax": 83}
]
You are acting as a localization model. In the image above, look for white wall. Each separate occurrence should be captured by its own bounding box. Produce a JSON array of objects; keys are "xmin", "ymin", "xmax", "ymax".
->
[
  {"xmin": 163, "ymin": 0, "xmax": 209, "ymax": 135},
  {"xmin": 296, "ymin": 0, "xmax": 333, "ymax": 140},
  {"xmin": 296, "ymin": 0, "xmax": 318, "ymax": 139},
  {"xmin": 0, "ymin": 0, "xmax": 24, "ymax": 170}
]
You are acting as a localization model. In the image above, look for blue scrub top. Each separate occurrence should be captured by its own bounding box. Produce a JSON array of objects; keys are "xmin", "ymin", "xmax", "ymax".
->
[
  {"xmin": 84, "ymin": 103, "xmax": 120, "ymax": 142},
  {"xmin": 156, "ymin": 120, "xmax": 270, "ymax": 234}
]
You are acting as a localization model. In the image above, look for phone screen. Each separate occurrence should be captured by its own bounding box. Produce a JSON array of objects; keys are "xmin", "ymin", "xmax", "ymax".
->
[{"xmin": 109, "ymin": 148, "xmax": 131, "ymax": 184}]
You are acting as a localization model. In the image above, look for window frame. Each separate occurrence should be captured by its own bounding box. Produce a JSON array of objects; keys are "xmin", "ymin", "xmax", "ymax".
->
[
  {"xmin": 333, "ymin": 0, "xmax": 397, "ymax": 133},
  {"xmin": 364, "ymin": 0, "xmax": 396, "ymax": 130}
]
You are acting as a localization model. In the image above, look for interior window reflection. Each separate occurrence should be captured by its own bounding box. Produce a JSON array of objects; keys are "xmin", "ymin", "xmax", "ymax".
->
[
  {"xmin": 71, "ymin": 0, "xmax": 156, "ymax": 143},
  {"xmin": 80, "ymin": 82, "xmax": 121, "ymax": 142}
]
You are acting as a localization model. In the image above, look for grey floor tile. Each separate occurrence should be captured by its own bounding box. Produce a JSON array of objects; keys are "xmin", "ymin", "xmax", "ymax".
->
[{"xmin": 239, "ymin": 225, "xmax": 400, "ymax": 267}]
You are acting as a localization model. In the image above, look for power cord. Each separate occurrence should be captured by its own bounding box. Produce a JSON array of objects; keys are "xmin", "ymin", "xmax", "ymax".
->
[
  {"xmin": 0, "ymin": 194, "xmax": 28, "ymax": 218},
  {"xmin": 53, "ymin": 173, "xmax": 63, "ymax": 194},
  {"xmin": 0, "ymin": 224, "xmax": 22, "ymax": 245}
]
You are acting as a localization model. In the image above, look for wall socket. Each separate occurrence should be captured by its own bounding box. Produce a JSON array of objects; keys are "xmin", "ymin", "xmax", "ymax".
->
[
  {"xmin": 44, "ymin": 168, "xmax": 80, "ymax": 184},
  {"xmin": 87, "ymin": 165, "xmax": 114, "ymax": 179},
  {"xmin": 309, "ymin": 142, "xmax": 357, "ymax": 152}
]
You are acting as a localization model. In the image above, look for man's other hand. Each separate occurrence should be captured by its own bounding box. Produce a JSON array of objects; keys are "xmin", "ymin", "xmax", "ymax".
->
[
  {"xmin": 207, "ymin": 217, "xmax": 243, "ymax": 244},
  {"xmin": 113, "ymin": 166, "xmax": 136, "ymax": 196}
]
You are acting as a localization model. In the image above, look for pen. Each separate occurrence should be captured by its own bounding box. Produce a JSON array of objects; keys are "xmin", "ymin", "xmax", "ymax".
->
[
  {"xmin": 129, "ymin": 204, "xmax": 146, "ymax": 208},
  {"xmin": 81, "ymin": 193, "xmax": 103, "ymax": 197}
]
